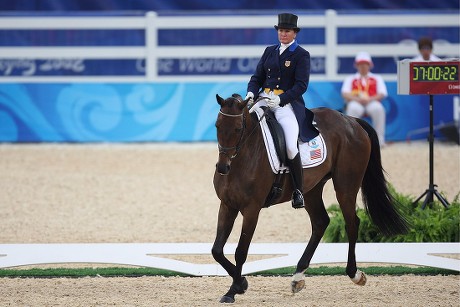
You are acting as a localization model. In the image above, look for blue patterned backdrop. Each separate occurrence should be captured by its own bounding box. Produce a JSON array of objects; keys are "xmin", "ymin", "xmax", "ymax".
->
[{"xmin": 0, "ymin": 82, "xmax": 455, "ymax": 142}]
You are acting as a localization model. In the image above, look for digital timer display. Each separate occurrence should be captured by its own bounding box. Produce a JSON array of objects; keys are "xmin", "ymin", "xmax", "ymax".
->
[
  {"xmin": 398, "ymin": 60, "xmax": 460, "ymax": 95},
  {"xmin": 412, "ymin": 64, "xmax": 458, "ymax": 82}
]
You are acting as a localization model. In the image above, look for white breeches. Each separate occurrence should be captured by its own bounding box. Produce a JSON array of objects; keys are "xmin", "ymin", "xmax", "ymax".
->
[
  {"xmin": 346, "ymin": 100, "xmax": 386, "ymax": 145},
  {"xmin": 272, "ymin": 104, "xmax": 299, "ymax": 159},
  {"xmin": 254, "ymin": 93, "xmax": 300, "ymax": 159}
]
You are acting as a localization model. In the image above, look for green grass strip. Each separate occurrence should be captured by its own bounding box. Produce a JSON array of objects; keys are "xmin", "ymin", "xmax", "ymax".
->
[
  {"xmin": 0, "ymin": 267, "xmax": 188, "ymax": 278},
  {"xmin": 0, "ymin": 266, "xmax": 457, "ymax": 278},
  {"xmin": 254, "ymin": 266, "xmax": 458, "ymax": 276}
]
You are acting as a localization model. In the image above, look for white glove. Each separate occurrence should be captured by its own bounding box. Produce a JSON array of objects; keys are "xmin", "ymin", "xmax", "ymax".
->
[
  {"xmin": 244, "ymin": 92, "xmax": 254, "ymax": 103},
  {"xmin": 267, "ymin": 93, "xmax": 281, "ymax": 108}
]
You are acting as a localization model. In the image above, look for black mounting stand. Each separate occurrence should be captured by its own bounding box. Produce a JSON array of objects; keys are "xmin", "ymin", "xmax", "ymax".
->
[{"xmin": 413, "ymin": 95, "xmax": 450, "ymax": 209}]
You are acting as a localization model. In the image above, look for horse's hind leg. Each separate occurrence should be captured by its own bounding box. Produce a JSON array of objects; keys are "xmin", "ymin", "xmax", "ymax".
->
[
  {"xmin": 292, "ymin": 182, "xmax": 330, "ymax": 293},
  {"xmin": 336, "ymin": 189, "xmax": 367, "ymax": 286}
]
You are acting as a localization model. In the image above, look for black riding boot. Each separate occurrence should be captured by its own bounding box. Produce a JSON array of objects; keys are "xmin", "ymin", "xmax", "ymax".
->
[{"xmin": 287, "ymin": 152, "xmax": 304, "ymax": 209}]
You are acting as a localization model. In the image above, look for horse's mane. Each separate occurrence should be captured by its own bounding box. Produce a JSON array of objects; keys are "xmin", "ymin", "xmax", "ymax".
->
[
  {"xmin": 231, "ymin": 93, "xmax": 243, "ymax": 102},
  {"xmin": 222, "ymin": 94, "xmax": 244, "ymax": 108}
]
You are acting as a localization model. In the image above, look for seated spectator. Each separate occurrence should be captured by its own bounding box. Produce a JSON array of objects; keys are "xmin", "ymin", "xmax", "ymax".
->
[
  {"xmin": 341, "ymin": 52, "xmax": 388, "ymax": 147},
  {"xmin": 413, "ymin": 37, "xmax": 441, "ymax": 61}
]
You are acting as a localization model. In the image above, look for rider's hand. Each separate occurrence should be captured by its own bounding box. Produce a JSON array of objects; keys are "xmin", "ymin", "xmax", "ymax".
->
[
  {"xmin": 245, "ymin": 92, "xmax": 254, "ymax": 102},
  {"xmin": 267, "ymin": 94, "xmax": 281, "ymax": 108}
]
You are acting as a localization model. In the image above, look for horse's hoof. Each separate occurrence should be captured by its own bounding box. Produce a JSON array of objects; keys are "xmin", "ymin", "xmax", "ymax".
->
[
  {"xmin": 291, "ymin": 279, "xmax": 305, "ymax": 293},
  {"xmin": 351, "ymin": 269, "xmax": 367, "ymax": 286},
  {"xmin": 219, "ymin": 295, "xmax": 235, "ymax": 303}
]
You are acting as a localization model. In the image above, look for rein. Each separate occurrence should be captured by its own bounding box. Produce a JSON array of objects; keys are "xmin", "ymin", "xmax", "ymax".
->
[{"xmin": 218, "ymin": 105, "xmax": 268, "ymax": 160}]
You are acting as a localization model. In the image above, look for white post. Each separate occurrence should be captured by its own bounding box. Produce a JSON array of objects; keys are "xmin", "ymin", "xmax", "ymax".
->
[
  {"xmin": 145, "ymin": 11, "xmax": 158, "ymax": 81},
  {"xmin": 325, "ymin": 9, "xmax": 337, "ymax": 80},
  {"xmin": 454, "ymin": 96, "xmax": 459, "ymax": 138},
  {"xmin": 454, "ymin": 96, "xmax": 459, "ymax": 123}
]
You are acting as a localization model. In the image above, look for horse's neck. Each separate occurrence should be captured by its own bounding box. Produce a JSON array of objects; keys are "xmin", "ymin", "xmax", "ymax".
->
[{"xmin": 241, "ymin": 112, "xmax": 264, "ymax": 158}]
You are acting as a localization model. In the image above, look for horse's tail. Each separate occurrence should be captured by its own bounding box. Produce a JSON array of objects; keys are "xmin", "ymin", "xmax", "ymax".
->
[{"xmin": 356, "ymin": 118, "xmax": 410, "ymax": 236}]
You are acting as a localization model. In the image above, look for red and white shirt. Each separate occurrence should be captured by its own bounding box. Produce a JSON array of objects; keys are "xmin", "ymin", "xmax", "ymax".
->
[{"xmin": 341, "ymin": 72, "xmax": 387, "ymax": 98}]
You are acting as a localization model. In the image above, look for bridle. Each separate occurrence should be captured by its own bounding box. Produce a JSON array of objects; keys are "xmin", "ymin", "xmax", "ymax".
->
[
  {"xmin": 217, "ymin": 110, "xmax": 246, "ymax": 160},
  {"xmin": 217, "ymin": 99, "xmax": 268, "ymax": 161}
]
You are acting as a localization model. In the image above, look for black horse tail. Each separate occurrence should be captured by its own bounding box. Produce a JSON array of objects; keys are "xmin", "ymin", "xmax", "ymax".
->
[{"xmin": 356, "ymin": 118, "xmax": 410, "ymax": 236}]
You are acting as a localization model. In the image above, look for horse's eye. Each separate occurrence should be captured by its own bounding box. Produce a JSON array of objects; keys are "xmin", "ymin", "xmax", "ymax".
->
[{"xmin": 235, "ymin": 127, "xmax": 242, "ymax": 132}]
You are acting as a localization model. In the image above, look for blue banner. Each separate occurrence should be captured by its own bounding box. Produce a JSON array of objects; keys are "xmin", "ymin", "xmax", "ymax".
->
[
  {"xmin": 158, "ymin": 57, "xmax": 326, "ymax": 76},
  {"xmin": 0, "ymin": 59, "xmax": 145, "ymax": 77},
  {"xmin": 0, "ymin": 58, "xmax": 327, "ymax": 77},
  {"xmin": 0, "ymin": 82, "xmax": 455, "ymax": 142}
]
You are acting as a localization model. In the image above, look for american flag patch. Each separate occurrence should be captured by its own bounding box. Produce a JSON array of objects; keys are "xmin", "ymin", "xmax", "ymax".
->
[{"xmin": 310, "ymin": 149, "xmax": 321, "ymax": 160}]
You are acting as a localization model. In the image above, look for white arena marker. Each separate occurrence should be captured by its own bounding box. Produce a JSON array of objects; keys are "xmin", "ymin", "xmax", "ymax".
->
[{"xmin": 0, "ymin": 243, "xmax": 458, "ymax": 276}]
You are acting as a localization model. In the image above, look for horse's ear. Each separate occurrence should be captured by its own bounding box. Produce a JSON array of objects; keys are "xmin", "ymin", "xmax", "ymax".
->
[{"xmin": 216, "ymin": 94, "xmax": 225, "ymax": 106}]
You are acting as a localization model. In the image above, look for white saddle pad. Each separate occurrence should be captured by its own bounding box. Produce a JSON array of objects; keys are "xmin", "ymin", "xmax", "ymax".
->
[{"xmin": 252, "ymin": 105, "xmax": 327, "ymax": 174}]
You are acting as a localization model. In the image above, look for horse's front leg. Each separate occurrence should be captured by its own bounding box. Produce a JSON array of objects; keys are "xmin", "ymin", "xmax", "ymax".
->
[
  {"xmin": 212, "ymin": 202, "xmax": 239, "ymax": 278},
  {"xmin": 219, "ymin": 207, "xmax": 260, "ymax": 303}
]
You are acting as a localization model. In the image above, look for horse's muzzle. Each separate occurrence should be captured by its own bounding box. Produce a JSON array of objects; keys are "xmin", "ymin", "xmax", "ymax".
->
[{"xmin": 216, "ymin": 162, "xmax": 230, "ymax": 175}]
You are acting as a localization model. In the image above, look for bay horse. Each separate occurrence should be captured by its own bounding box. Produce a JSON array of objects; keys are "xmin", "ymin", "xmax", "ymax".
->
[{"xmin": 212, "ymin": 94, "xmax": 409, "ymax": 303}]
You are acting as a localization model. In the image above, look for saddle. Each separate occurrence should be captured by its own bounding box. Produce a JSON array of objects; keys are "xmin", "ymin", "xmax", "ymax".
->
[
  {"xmin": 259, "ymin": 106, "xmax": 287, "ymax": 166},
  {"xmin": 250, "ymin": 103, "xmax": 326, "ymax": 208},
  {"xmin": 254, "ymin": 107, "xmax": 288, "ymax": 208}
]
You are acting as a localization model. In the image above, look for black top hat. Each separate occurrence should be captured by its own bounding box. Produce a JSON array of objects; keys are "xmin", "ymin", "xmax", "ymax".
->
[{"xmin": 274, "ymin": 13, "xmax": 300, "ymax": 32}]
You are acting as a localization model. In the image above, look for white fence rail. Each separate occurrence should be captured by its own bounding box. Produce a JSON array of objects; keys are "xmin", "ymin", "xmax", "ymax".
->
[
  {"xmin": 0, "ymin": 243, "xmax": 459, "ymax": 275},
  {"xmin": 0, "ymin": 10, "xmax": 458, "ymax": 82}
]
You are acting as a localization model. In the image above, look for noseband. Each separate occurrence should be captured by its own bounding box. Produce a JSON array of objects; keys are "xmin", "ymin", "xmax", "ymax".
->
[{"xmin": 217, "ymin": 110, "xmax": 246, "ymax": 160}]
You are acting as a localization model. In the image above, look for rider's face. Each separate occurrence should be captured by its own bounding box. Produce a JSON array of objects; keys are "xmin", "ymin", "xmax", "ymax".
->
[{"xmin": 278, "ymin": 28, "xmax": 296, "ymax": 44}]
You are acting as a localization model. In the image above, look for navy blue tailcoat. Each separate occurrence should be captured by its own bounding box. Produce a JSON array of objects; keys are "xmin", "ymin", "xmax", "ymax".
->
[{"xmin": 247, "ymin": 41, "xmax": 318, "ymax": 142}]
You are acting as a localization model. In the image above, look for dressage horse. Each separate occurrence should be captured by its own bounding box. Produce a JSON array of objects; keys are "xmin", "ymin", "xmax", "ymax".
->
[{"xmin": 212, "ymin": 94, "xmax": 409, "ymax": 303}]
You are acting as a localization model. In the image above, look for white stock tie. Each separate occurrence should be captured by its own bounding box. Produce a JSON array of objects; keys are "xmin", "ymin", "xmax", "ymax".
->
[{"xmin": 279, "ymin": 45, "xmax": 287, "ymax": 55}]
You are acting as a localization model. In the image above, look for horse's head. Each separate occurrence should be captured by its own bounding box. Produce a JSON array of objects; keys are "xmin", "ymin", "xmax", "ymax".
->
[{"xmin": 215, "ymin": 93, "xmax": 250, "ymax": 175}]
